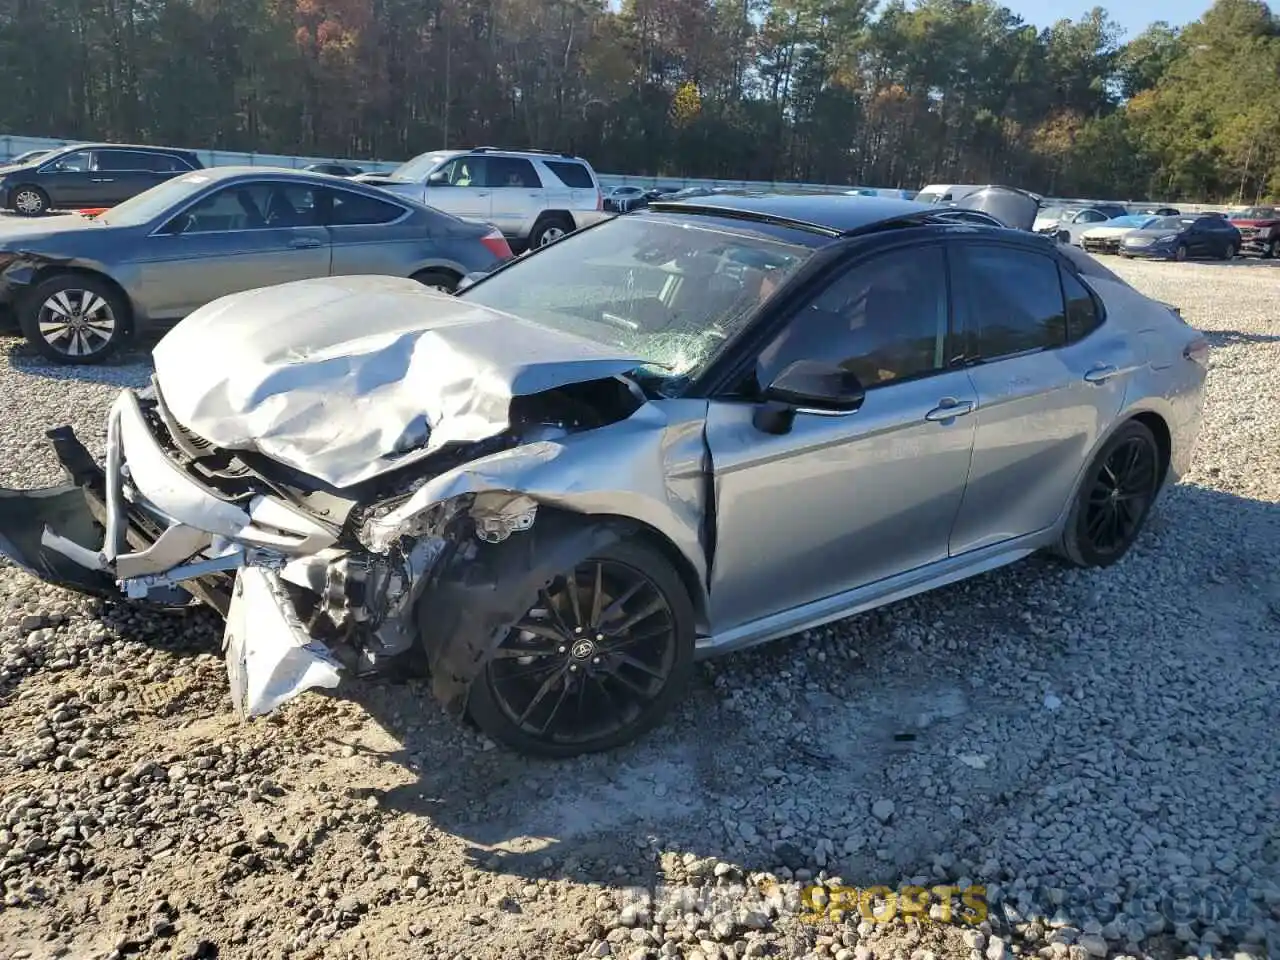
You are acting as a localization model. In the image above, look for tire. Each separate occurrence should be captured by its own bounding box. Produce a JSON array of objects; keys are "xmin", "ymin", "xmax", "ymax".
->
[
  {"xmin": 1223, "ymin": 242, "xmax": 1239, "ymax": 260},
  {"xmin": 529, "ymin": 215, "xmax": 574, "ymax": 249},
  {"xmin": 411, "ymin": 268, "xmax": 460, "ymax": 293},
  {"xmin": 1263, "ymin": 239, "xmax": 1277, "ymax": 260},
  {"xmin": 19, "ymin": 274, "xmax": 132, "ymax": 364},
  {"xmin": 1056, "ymin": 420, "xmax": 1163, "ymax": 569},
  {"xmin": 466, "ymin": 537, "xmax": 696, "ymax": 758},
  {"xmin": 9, "ymin": 185, "xmax": 49, "ymax": 217},
  {"xmin": 1173, "ymin": 243, "xmax": 1188, "ymax": 262}
]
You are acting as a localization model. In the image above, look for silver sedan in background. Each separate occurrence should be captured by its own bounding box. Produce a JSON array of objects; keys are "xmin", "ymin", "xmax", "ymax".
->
[{"xmin": 0, "ymin": 167, "xmax": 512, "ymax": 363}]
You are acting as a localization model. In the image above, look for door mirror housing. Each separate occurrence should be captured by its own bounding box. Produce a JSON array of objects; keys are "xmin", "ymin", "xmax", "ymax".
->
[
  {"xmin": 455, "ymin": 270, "xmax": 489, "ymax": 294},
  {"xmin": 427, "ymin": 171, "xmax": 450, "ymax": 185},
  {"xmin": 752, "ymin": 359, "xmax": 866, "ymax": 434}
]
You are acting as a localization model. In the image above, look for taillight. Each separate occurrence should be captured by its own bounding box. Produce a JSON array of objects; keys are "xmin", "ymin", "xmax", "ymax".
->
[
  {"xmin": 1184, "ymin": 335, "xmax": 1211, "ymax": 367},
  {"xmin": 480, "ymin": 228, "xmax": 513, "ymax": 260}
]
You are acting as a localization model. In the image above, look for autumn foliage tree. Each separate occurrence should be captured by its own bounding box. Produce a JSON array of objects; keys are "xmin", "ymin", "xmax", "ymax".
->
[{"xmin": 1, "ymin": 0, "xmax": 1278, "ymax": 200}]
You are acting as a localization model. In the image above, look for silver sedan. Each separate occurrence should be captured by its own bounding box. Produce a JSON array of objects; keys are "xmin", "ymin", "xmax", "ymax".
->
[
  {"xmin": 0, "ymin": 193, "xmax": 1207, "ymax": 757},
  {"xmin": 0, "ymin": 166, "xmax": 511, "ymax": 363}
]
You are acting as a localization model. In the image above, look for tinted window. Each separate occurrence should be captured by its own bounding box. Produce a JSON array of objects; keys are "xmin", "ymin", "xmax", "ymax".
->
[
  {"xmin": 955, "ymin": 245, "xmax": 1065, "ymax": 359},
  {"xmin": 485, "ymin": 156, "xmax": 541, "ymax": 188},
  {"xmin": 95, "ymin": 150, "xmax": 160, "ymax": 171},
  {"xmin": 42, "ymin": 150, "xmax": 91, "ymax": 172},
  {"xmin": 148, "ymin": 153, "xmax": 193, "ymax": 172},
  {"xmin": 544, "ymin": 160, "xmax": 594, "ymax": 188},
  {"xmin": 328, "ymin": 189, "xmax": 405, "ymax": 226},
  {"xmin": 167, "ymin": 182, "xmax": 319, "ymax": 233},
  {"xmin": 757, "ymin": 246, "xmax": 949, "ymax": 390},
  {"xmin": 1062, "ymin": 270, "xmax": 1102, "ymax": 342}
]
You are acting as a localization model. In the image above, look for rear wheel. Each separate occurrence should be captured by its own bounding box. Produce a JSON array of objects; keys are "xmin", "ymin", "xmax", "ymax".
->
[
  {"xmin": 529, "ymin": 215, "xmax": 574, "ymax": 249},
  {"xmin": 411, "ymin": 268, "xmax": 460, "ymax": 293},
  {"xmin": 10, "ymin": 185, "xmax": 48, "ymax": 217},
  {"xmin": 1173, "ymin": 243, "xmax": 1188, "ymax": 262},
  {"xmin": 1057, "ymin": 420, "xmax": 1163, "ymax": 568},
  {"xmin": 19, "ymin": 274, "xmax": 131, "ymax": 364},
  {"xmin": 1263, "ymin": 238, "xmax": 1277, "ymax": 259},
  {"xmin": 466, "ymin": 538, "xmax": 695, "ymax": 758},
  {"xmin": 1223, "ymin": 241, "xmax": 1239, "ymax": 260}
]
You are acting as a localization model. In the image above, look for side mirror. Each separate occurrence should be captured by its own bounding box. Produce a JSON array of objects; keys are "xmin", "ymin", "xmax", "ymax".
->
[
  {"xmin": 427, "ymin": 171, "xmax": 450, "ymax": 185},
  {"xmin": 752, "ymin": 359, "xmax": 865, "ymax": 435}
]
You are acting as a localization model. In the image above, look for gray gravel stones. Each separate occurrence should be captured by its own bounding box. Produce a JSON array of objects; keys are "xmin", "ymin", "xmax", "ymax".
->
[{"xmin": 0, "ymin": 258, "xmax": 1279, "ymax": 957}]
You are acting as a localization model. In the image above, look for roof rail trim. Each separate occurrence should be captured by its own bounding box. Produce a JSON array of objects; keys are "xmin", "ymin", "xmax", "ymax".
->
[{"xmin": 643, "ymin": 201, "xmax": 844, "ymax": 238}]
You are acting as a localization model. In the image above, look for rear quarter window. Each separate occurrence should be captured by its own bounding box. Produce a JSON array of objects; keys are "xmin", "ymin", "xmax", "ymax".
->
[{"xmin": 544, "ymin": 161, "xmax": 595, "ymax": 189}]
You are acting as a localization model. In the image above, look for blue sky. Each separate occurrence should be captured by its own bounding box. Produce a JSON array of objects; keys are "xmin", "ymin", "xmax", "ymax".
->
[{"xmin": 1000, "ymin": 0, "xmax": 1213, "ymax": 38}]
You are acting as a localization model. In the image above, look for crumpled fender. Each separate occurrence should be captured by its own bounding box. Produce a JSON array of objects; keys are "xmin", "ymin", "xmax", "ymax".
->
[{"xmin": 416, "ymin": 509, "xmax": 636, "ymax": 715}]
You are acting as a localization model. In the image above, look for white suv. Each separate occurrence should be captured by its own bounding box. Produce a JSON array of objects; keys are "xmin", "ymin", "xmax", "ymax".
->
[{"xmin": 354, "ymin": 147, "xmax": 608, "ymax": 249}]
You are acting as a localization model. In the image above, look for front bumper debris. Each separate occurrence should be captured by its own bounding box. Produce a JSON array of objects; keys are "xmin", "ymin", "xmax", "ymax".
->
[
  {"xmin": 0, "ymin": 392, "xmax": 354, "ymax": 716},
  {"xmin": 225, "ymin": 566, "xmax": 343, "ymax": 717}
]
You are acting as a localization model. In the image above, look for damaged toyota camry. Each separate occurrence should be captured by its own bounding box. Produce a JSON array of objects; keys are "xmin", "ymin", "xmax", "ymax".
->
[{"xmin": 0, "ymin": 192, "xmax": 1208, "ymax": 757}]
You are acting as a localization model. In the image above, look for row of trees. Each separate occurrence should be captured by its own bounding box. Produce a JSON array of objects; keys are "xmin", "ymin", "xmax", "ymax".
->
[{"xmin": 2, "ymin": 0, "xmax": 1279, "ymax": 201}]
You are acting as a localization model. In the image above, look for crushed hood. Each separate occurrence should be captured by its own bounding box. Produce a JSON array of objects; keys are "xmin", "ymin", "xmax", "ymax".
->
[{"xmin": 151, "ymin": 275, "xmax": 647, "ymax": 489}]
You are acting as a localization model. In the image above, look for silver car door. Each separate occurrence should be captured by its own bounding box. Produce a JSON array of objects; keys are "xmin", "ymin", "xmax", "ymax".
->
[
  {"xmin": 484, "ymin": 156, "xmax": 543, "ymax": 239},
  {"xmin": 704, "ymin": 243, "xmax": 979, "ymax": 635},
  {"xmin": 135, "ymin": 181, "xmax": 331, "ymax": 319},
  {"xmin": 946, "ymin": 240, "xmax": 1134, "ymax": 555}
]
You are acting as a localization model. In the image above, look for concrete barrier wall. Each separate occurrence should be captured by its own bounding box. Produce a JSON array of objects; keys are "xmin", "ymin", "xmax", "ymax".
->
[{"xmin": 0, "ymin": 133, "xmax": 1236, "ymax": 212}]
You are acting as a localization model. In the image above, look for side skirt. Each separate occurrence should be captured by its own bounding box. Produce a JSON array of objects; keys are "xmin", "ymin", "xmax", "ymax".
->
[{"xmin": 694, "ymin": 529, "xmax": 1054, "ymax": 659}]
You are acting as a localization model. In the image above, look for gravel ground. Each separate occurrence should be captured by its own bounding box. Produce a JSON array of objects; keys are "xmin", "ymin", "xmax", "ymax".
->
[{"xmin": 0, "ymin": 258, "xmax": 1277, "ymax": 960}]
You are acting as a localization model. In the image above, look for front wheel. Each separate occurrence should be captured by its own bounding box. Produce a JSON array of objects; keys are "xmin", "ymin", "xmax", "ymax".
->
[
  {"xmin": 1263, "ymin": 239, "xmax": 1277, "ymax": 259},
  {"xmin": 1173, "ymin": 243, "xmax": 1188, "ymax": 262},
  {"xmin": 1056, "ymin": 420, "xmax": 1163, "ymax": 569},
  {"xmin": 1223, "ymin": 242, "xmax": 1239, "ymax": 260},
  {"xmin": 10, "ymin": 185, "xmax": 48, "ymax": 217},
  {"xmin": 19, "ymin": 274, "xmax": 131, "ymax": 364},
  {"xmin": 466, "ymin": 538, "xmax": 696, "ymax": 758}
]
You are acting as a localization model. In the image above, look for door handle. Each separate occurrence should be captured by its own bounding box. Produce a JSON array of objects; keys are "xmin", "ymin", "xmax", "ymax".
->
[
  {"xmin": 925, "ymin": 398, "xmax": 975, "ymax": 422},
  {"xmin": 1083, "ymin": 363, "xmax": 1118, "ymax": 383},
  {"xmin": 289, "ymin": 237, "xmax": 323, "ymax": 249}
]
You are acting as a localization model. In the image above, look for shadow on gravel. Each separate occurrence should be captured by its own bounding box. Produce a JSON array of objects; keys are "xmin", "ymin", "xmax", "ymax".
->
[
  {"xmin": 2, "ymin": 334, "xmax": 158, "ymax": 385},
  {"xmin": 347, "ymin": 481, "xmax": 1280, "ymax": 912},
  {"xmin": 1204, "ymin": 328, "xmax": 1280, "ymax": 347}
]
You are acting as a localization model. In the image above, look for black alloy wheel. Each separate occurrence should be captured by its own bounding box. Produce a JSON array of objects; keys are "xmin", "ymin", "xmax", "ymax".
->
[
  {"xmin": 1057, "ymin": 420, "xmax": 1163, "ymax": 568},
  {"xmin": 467, "ymin": 539, "xmax": 695, "ymax": 757}
]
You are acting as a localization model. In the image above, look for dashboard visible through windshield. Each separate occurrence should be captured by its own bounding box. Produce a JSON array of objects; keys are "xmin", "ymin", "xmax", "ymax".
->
[{"xmin": 457, "ymin": 214, "xmax": 816, "ymax": 385}]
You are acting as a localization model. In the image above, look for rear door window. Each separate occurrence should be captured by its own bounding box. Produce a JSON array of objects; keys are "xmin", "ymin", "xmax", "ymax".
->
[
  {"xmin": 95, "ymin": 150, "xmax": 158, "ymax": 172},
  {"xmin": 953, "ymin": 244, "xmax": 1067, "ymax": 360},
  {"xmin": 485, "ymin": 157, "xmax": 542, "ymax": 189},
  {"xmin": 327, "ymin": 188, "xmax": 406, "ymax": 226}
]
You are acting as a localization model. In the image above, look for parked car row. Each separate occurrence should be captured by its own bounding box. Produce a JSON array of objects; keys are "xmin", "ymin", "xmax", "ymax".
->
[
  {"xmin": 0, "ymin": 189, "xmax": 1209, "ymax": 755},
  {"xmin": 0, "ymin": 167, "xmax": 513, "ymax": 363}
]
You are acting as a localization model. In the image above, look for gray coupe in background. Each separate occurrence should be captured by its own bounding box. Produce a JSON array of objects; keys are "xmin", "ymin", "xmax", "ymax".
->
[{"xmin": 0, "ymin": 167, "xmax": 512, "ymax": 363}]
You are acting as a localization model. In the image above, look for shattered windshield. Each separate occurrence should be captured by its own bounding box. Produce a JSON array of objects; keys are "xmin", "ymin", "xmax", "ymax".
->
[{"xmin": 457, "ymin": 214, "xmax": 815, "ymax": 386}]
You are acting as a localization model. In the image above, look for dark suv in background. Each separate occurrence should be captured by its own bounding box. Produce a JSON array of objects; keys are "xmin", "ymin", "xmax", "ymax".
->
[{"xmin": 0, "ymin": 143, "xmax": 203, "ymax": 216}]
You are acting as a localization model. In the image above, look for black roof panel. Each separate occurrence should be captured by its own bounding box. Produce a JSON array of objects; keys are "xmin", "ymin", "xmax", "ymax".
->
[{"xmin": 650, "ymin": 192, "xmax": 936, "ymax": 235}]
